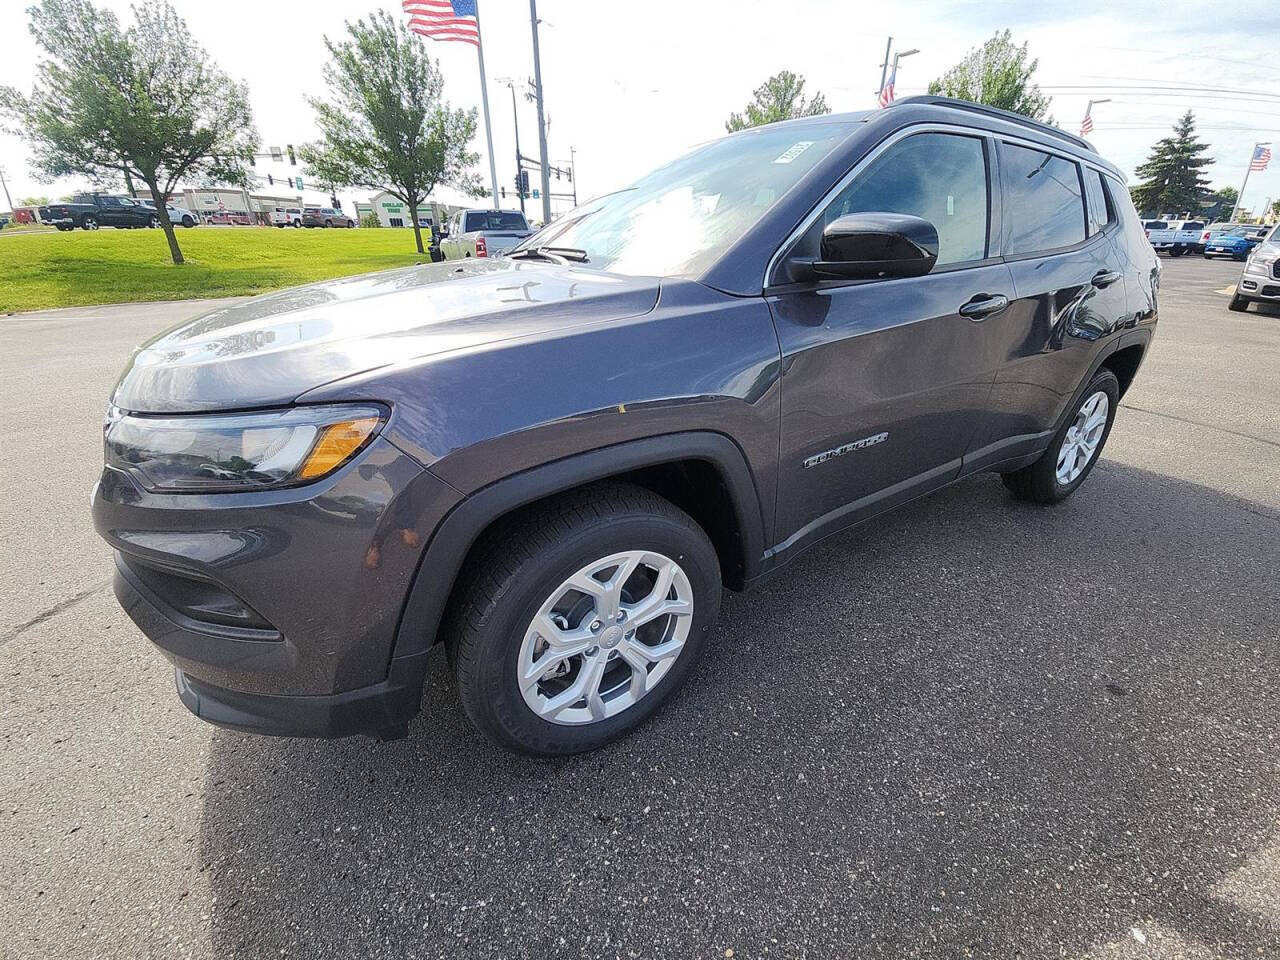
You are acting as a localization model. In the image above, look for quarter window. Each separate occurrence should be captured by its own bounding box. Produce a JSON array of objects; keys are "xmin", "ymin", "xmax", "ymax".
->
[
  {"xmin": 1001, "ymin": 143, "xmax": 1086, "ymax": 255},
  {"xmin": 823, "ymin": 132, "xmax": 989, "ymax": 267},
  {"xmin": 1084, "ymin": 168, "xmax": 1112, "ymax": 236}
]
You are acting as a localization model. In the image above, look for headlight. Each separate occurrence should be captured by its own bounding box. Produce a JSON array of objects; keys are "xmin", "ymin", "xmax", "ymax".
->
[{"xmin": 104, "ymin": 404, "xmax": 386, "ymax": 493}]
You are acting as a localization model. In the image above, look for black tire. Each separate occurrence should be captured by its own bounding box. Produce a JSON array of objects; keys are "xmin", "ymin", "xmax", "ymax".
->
[
  {"xmin": 1203, "ymin": 253, "xmax": 1212, "ymax": 259},
  {"xmin": 446, "ymin": 483, "xmax": 722, "ymax": 756},
  {"xmin": 147, "ymin": 215, "xmax": 159, "ymax": 229},
  {"xmin": 1229, "ymin": 293, "xmax": 1250, "ymax": 312},
  {"xmin": 56, "ymin": 225, "xmax": 72, "ymax": 232},
  {"xmin": 81, "ymin": 216, "xmax": 98, "ymax": 231},
  {"xmin": 1169, "ymin": 246, "xmax": 1184, "ymax": 258},
  {"xmin": 182, "ymin": 215, "xmax": 195, "ymax": 228},
  {"xmin": 1002, "ymin": 368, "xmax": 1120, "ymax": 504}
]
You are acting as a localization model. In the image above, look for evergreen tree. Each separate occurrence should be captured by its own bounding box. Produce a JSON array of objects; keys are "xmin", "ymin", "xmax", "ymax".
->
[{"xmin": 1130, "ymin": 112, "xmax": 1213, "ymax": 216}]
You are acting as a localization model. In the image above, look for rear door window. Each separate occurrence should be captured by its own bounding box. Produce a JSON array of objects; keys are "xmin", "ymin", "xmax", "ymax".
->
[
  {"xmin": 1000, "ymin": 143, "xmax": 1086, "ymax": 255},
  {"xmin": 1083, "ymin": 168, "xmax": 1113, "ymax": 237},
  {"xmin": 822, "ymin": 132, "xmax": 989, "ymax": 267}
]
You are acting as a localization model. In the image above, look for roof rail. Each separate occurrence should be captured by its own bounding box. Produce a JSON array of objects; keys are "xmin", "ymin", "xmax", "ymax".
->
[{"xmin": 891, "ymin": 95, "xmax": 1094, "ymax": 151}]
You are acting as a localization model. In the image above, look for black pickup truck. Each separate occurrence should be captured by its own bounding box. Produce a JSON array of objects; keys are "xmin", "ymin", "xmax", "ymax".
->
[{"xmin": 39, "ymin": 194, "xmax": 159, "ymax": 231}]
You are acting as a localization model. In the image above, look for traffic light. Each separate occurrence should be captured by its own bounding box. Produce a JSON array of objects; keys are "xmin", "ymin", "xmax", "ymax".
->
[
  {"xmin": 517, "ymin": 169, "xmax": 530, "ymax": 197},
  {"xmin": 295, "ymin": 176, "xmax": 303, "ymax": 191},
  {"xmin": 501, "ymin": 186, "xmax": 507, "ymax": 199},
  {"xmin": 287, "ymin": 144, "xmax": 296, "ymax": 165},
  {"xmin": 267, "ymin": 174, "xmax": 274, "ymax": 186}
]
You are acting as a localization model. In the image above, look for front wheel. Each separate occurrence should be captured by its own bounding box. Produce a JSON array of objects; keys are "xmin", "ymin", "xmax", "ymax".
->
[
  {"xmin": 182, "ymin": 215, "xmax": 195, "ymax": 228},
  {"xmin": 81, "ymin": 217, "xmax": 99, "ymax": 231},
  {"xmin": 1229, "ymin": 293, "xmax": 1250, "ymax": 312},
  {"xmin": 1002, "ymin": 369, "xmax": 1119, "ymax": 504},
  {"xmin": 447, "ymin": 484, "xmax": 722, "ymax": 755}
]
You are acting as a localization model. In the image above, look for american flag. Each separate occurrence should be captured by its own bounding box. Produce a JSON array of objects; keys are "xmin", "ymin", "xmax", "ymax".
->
[
  {"xmin": 1250, "ymin": 143, "xmax": 1272, "ymax": 172},
  {"xmin": 403, "ymin": 0, "xmax": 480, "ymax": 46},
  {"xmin": 878, "ymin": 61, "xmax": 896, "ymax": 109},
  {"xmin": 1080, "ymin": 103, "xmax": 1094, "ymax": 136}
]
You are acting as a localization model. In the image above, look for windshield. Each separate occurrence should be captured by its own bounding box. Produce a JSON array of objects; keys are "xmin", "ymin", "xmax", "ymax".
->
[
  {"xmin": 514, "ymin": 121, "xmax": 854, "ymax": 277},
  {"xmin": 466, "ymin": 211, "xmax": 529, "ymax": 232}
]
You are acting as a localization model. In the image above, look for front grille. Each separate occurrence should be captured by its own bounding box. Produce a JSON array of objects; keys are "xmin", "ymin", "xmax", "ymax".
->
[
  {"xmin": 1272, "ymin": 260, "xmax": 1280, "ymax": 280},
  {"xmin": 1261, "ymin": 285, "xmax": 1280, "ymax": 298}
]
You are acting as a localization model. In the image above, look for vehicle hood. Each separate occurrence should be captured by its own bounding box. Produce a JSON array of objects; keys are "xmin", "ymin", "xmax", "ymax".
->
[{"xmin": 112, "ymin": 259, "xmax": 661, "ymax": 413}]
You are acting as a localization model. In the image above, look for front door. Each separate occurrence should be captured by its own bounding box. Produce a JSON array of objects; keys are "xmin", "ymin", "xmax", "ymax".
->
[{"xmin": 770, "ymin": 130, "xmax": 1012, "ymax": 552}]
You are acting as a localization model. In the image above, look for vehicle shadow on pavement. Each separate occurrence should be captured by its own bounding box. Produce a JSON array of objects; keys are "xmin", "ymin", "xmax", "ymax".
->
[{"xmin": 197, "ymin": 463, "xmax": 1280, "ymax": 959}]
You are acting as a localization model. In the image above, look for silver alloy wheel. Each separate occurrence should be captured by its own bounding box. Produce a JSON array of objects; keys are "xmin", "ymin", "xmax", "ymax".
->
[
  {"xmin": 1057, "ymin": 390, "xmax": 1109, "ymax": 485},
  {"xmin": 517, "ymin": 550, "xmax": 693, "ymax": 726}
]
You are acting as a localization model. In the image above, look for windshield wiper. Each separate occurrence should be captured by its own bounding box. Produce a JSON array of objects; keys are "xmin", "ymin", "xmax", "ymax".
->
[{"xmin": 506, "ymin": 245, "xmax": 590, "ymax": 264}]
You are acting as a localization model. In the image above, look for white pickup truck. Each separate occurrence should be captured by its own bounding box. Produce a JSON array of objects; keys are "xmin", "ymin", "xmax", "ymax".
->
[
  {"xmin": 270, "ymin": 207, "xmax": 304, "ymax": 228},
  {"xmin": 1145, "ymin": 219, "xmax": 1207, "ymax": 257}
]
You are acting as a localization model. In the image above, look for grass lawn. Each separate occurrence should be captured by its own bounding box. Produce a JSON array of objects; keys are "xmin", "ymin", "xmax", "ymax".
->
[{"xmin": 0, "ymin": 226, "xmax": 432, "ymax": 313}]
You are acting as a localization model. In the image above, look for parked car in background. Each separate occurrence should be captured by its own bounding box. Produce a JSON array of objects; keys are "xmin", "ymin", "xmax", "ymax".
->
[
  {"xmin": 1230, "ymin": 226, "xmax": 1280, "ymax": 311},
  {"xmin": 438, "ymin": 208, "xmax": 532, "ymax": 260},
  {"xmin": 92, "ymin": 97, "xmax": 1158, "ymax": 755},
  {"xmin": 137, "ymin": 198, "xmax": 198, "ymax": 228},
  {"xmin": 302, "ymin": 207, "xmax": 355, "ymax": 228},
  {"xmin": 39, "ymin": 194, "xmax": 158, "ymax": 231},
  {"xmin": 271, "ymin": 207, "xmax": 304, "ymax": 228},
  {"xmin": 1146, "ymin": 219, "xmax": 1207, "ymax": 256},
  {"xmin": 1203, "ymin": 226, "xmax": 1264, "ymax": 261},
  {"xmin": 206, "ymin": 212, "xmax": 253, "ymax": 226}
]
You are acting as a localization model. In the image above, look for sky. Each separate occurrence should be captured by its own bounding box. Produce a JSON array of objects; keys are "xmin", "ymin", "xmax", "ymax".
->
[{"xmin": 2, "ymin": 0, "xmax": 1280, "ymax": 219}]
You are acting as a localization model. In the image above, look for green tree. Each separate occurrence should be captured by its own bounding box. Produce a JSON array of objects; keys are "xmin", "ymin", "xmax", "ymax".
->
[
  {"xmin": 1209, "ymin": 185, "xmax": 1238, "ymax": 210},
  {"xmin": 301, "ymin": 11, "xmax": 481, "ymax": 256},
  {"xmin": 1270, "ymin": 199, "xmax": 1280, "ymax": 222},
  {"xmin": 725, "ymin": 71, "xmax": 830, "ymax": 132},
  {"xmin": 0, "ymin": 0, "xmax": 257, "ymax": 264},
  {"xmin": 18, "ymin": 195, "xmax": 50, "ymax": 207},
  {"xmin": 927, "ymin": 30, "xmax": 1052, "ymax": 122},
  {"xmin": 1130, "ymin": 112, "xmax": 1213, "ymax": 217}
]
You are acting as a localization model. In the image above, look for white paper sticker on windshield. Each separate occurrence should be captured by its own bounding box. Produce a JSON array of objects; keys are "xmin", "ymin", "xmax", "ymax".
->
[
  {"xmin": 947, "ymin": 195, "xmax": 955, "ymax": 216},
  {"xmin": 773, "ymin": 141, "xmax": 814, "ymax": 164}
]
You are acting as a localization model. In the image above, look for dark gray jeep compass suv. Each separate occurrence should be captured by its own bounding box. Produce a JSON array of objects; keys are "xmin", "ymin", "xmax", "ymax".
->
[{"xmin": 93, "ymin": 97, "xmax": 1158, "ymax": 755}]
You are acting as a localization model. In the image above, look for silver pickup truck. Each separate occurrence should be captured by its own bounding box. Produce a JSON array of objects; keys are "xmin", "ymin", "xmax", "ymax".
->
[
  {"xmin": 439, "ymin": 208, "xmax": 532, "ymax": 260},
  {"xmin": 1146, "ymin": 219, "xmax": 1207, "ymax": 257}
]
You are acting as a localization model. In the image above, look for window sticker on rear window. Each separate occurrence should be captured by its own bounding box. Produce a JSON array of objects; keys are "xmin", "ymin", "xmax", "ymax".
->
[{"xmin": 773, "ymin": 141, "xmax": 814, "ymax": 164}]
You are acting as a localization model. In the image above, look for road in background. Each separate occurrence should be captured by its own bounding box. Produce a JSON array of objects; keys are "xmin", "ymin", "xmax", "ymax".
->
[{"xmin": 2, "ymin": 260, "xmax": 1278, "ymax": 959}]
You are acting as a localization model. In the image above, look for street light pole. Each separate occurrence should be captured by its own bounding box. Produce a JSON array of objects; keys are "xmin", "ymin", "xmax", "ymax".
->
[
  {"xmin": 529, "ymin": 0, "xmax": 552, "ymax": 225},
  {"xmin": 877, "ymin": 36, "xmax": 892, "ymax": 98},
  {"xmin": 0, "ymin": 167, "xmax": 14, "ymax": 215},
  {"xmin": 569, "ymin": 146, "xmax": 577, "ymax": 206},
  {"xmin": 498, "ymin": 78, "xmax": 526, "ymax": 214}
]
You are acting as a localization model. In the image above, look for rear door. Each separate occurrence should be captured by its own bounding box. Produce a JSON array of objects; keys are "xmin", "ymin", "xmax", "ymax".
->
[
  {"xmin": 968, "ymin": 141, "xmax": 1130, "ymax": 464},
  {"xmin": 770, "ymin": 129, "xmax": 1014, "ymax": 548}
]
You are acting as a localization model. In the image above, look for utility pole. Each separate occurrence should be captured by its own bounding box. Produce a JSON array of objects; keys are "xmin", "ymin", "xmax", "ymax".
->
[
  {"xmin": 877, "ymin": 36, "xmax": 892, "ymax": 98},
  {"xmin": 498, "ymin": 78, "xmax": 526, "ymax": 213},
  {"xmin": 0, "ymin": 166, "xmax": 14, "ymax": 215},
  {"xmin": 529, "ymin": 0, "xmax": 551, "ymax": 225}
]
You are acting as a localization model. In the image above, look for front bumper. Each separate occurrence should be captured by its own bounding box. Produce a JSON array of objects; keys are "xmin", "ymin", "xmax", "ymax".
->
[
  {"xmin": 1238, "ymin": 262, "xmax": 1280, "ymax": 301},
  {"xmin": 93, "ymin": 435, "xmax": 461, "ymax": 736}
]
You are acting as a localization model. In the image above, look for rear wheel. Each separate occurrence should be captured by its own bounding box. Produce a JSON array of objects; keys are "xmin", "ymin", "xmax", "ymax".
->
[
  {"xmin": 447, "ymin": 484, "xmax": 721, "ymax": 755},
  {"xmin": 1002, "ymin": 369, "xmax": 1119, "ymax": 504},
  {"xmin": 81, "ymin": 216, "xmax": 99, "ymax": 231},
  {"xmin": 1169, "ymin": 246, "xmax": 1184, "ymax": 257},
  {"xmin": 1229, "ymin": 293, "xmax": 1250, "ymax": 312},
  {"xmin": 181, "ymin": 215, "xmax": 195, "ymax": 228}
]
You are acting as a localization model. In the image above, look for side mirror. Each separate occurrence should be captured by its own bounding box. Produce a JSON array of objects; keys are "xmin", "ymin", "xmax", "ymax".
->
[{"xmin": 790, "ymin": 212, "xmax": 939, "ymax": 281}]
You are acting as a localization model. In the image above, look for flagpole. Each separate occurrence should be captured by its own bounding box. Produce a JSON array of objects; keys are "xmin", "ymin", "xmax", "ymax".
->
[
  {"xmin": 1229, "ymin": 144, "xmax": 1258, "ymax": 223},
  {"xmin": 472, "ymin": 0, "xmax": 501, "ymax": 209}
]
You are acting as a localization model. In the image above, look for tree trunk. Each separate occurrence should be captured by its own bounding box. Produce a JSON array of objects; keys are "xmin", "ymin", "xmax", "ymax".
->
[
  {"xmin": 145, "ymin": 179, "xmax": 184, "ymax": 265},
  {"xmin": 122, "ymin": 166, "xmax": 136, "ymax": 197},
  {"xmin": 408, "ymin": 199, "xmax": 425, "ymax": 255}
]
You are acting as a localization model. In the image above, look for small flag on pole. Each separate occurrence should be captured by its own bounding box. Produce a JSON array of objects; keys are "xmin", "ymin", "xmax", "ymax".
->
[
  {"xmin": 403, "ymin": 0, "xmax": 480, "ymax": 46},
  {"xmin": 1250, "ymin": 143, "xmax": 1272, "ymax": 172},
  {"xmin": 878, "ymin": 61, "xmax": 896, "ymax": 109},
  {"xmin": 1080, "ymin": 103, "xmax": 1094, "ymax": 136}
]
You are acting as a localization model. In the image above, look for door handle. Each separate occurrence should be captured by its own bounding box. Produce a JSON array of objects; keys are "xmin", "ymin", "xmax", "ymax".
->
[
  {"xmin": 958, "ymin": 294, "xmax": 1009, "ymax": 321},
  {"xmin": 1092, "ymin": 270, "xmax": 1122, "ymax": 288}
]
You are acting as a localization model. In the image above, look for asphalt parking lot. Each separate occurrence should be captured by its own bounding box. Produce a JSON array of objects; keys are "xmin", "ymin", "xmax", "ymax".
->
[{"xmin": 2, "ymin": 257, "xmax": 1278, "ymax": 960}]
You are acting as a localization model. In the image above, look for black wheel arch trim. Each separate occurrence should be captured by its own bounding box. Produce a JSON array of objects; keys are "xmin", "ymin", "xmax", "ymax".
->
[{"xmin": 390, "ymin": 431, "xmax": 768, "ymax": 663}]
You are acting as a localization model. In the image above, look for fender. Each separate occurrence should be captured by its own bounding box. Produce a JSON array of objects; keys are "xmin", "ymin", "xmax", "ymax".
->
[{"xmin": 389, "ymin": 431, "xmax": 768, "ymax": 662}]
